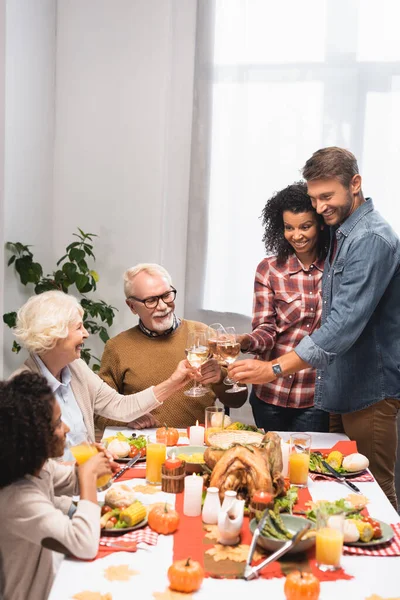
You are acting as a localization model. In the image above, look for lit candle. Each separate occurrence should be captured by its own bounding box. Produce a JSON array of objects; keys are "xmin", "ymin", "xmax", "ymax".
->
[
  {"xmin": 189, "ymin": 420, "xmax": 205, "ymax": 446},
  {"xmin": 183, "ymin": 473, "xmax": 203, "ymax": 517},
  {"xmin": 164, "ymin": 452, "xmax": 182, "ymax": 470},
  {"xmin": 252, "ymin": 490, "xmax": 273, "ymax": 504}
]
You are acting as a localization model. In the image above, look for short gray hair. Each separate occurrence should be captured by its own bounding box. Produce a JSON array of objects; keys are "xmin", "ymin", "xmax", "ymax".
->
[
  {"xmin": 14, "ymin": 291, "xmax": 84, "ymax": 355},
  {"xmin": 123, "ymin": 263, "xmax": 172, "ymax": 298}
]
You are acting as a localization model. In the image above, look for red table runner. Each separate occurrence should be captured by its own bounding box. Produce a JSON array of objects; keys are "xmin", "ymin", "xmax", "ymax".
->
[{"xmin": 173, "ymin": 486, "xmax": 352, "ymax": 583}]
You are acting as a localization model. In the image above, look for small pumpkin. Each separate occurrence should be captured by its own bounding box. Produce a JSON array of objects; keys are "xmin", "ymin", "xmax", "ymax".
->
[
  {"xmin": 156, "ymin": 425, "xmax": 179, "ymax": 447},
  {"xmin": 284, "ymin": 571, "xmax": 320, "ymax": 600},
  {"xmin": 148, "ymin": 503, "xmax": 180, "ymax": 535},
  {"xmin": 168, "ymin": 557, "xmax": 204, "ymax": 593}
]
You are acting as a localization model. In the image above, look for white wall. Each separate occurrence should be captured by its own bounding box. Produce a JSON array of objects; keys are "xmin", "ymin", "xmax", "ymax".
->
[
  {"xmin": 1, "ymin": 0, "xmax": 197, "ymax": 376},
  {"xmin": 2, "ymin": 0, "xmax": 56, "ymax": 375},
  {"xmin": 52, "ymin": 0, "xmax": 197, "ymax": 359}
]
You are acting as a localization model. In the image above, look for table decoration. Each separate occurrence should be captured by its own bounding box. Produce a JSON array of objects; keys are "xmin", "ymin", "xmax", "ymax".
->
[
  {"xmin": 183, "ymin": 473, "xmax": 203, "ymax": 516},
  {"xmin": 189, "ymin": 420, "xmax": 205, "ymax": 446},
  {"xmin": 162, "ymin": 454, "xmax": 185, "ymax": 493},
  {"xmin": 103, "ymin": 565, "xmax": 138, "ymax": 581},
  {"xmin": 249, "ymin": 490, "xmax": 274, "ymax": 521}
]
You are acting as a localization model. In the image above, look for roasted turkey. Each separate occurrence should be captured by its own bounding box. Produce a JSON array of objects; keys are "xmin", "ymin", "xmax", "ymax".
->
[{"xmin": 205, "ymin": 431, "xmax": 285, "ymax": 502}]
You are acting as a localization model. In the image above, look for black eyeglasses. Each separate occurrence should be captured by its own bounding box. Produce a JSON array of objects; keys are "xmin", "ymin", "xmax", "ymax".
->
[{"xmin": 128, "ymin": 288, "xmax": 177, "ymax": 309}]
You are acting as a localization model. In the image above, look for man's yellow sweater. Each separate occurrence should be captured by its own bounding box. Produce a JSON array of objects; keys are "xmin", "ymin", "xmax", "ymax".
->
[{"xmin": 94, "ymin": 320, "xmax": 246, "ymax": 430}]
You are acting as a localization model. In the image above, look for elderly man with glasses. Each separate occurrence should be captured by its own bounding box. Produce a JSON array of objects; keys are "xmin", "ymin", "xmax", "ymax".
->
[{"xmin": 94, "ymin": 264, "xmax": 247, "ymax": 432}]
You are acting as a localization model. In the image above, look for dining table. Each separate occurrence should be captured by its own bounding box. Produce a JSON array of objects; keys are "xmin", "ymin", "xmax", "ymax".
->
[{"xmin": 48, "ymin": 427, "xmax": 400, "ymax": 600}]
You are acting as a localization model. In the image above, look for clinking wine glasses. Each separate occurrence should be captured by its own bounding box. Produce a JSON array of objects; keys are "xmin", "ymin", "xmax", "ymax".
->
[
  {"xmin": 207, "ymin": 323, "xmax": 225, "ymax": 365},
  {"xmin": 217, "ymin": 326, "xmax": 246, "ymax": 394},
  {"xmin": 184, "ymin": 330, "xmax": 210, "ymax": 397}
]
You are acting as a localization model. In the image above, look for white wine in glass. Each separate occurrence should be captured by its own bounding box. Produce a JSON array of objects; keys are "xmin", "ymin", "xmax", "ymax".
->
[
  {"xmin": 184, "ymin": 330, "xmax": 210, "ymax": 397},
  {"xmin": 217, "ymin": 327, "xmax": 246, "ymax": 393},
  {"xmin": 207, "ymin": 323, "xmax": 225, "ymax": 364}
]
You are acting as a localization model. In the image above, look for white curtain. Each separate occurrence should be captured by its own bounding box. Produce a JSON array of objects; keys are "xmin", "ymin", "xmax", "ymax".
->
[{"xmin": 185, "ymin": 0, "xmax": 400, "ymax": 324}]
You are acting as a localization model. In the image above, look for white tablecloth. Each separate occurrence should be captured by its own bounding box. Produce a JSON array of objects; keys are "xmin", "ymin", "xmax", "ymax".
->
[{"xmin": 49, "ymin": 431, "xmax": 400, "ymax": 600}]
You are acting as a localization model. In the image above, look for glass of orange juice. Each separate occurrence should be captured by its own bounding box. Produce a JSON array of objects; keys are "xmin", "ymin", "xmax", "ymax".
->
[
  {"xmin": 315, "ymin": 508, "xmax": 345, "ymax": 571},
  {"xmin": 204, "ymin": 406, "xmax": 225, "ymax": 446},
  {"xmin": 146, "ymin": 433, "xmax": 166, "ymax": 485},
  {"xmin": 69, "ymin": 434, "xmax": 112, "ymax": 491},
  {"xmin": 288, "ymin": 433, "xmax": 311, "ymax": 488}
]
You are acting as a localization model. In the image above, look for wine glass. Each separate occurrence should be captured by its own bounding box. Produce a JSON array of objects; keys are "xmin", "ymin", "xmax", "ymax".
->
[
  {"xmin": 184, "ymin": 330, "xmax": 210, "ymax": 397},
  {"xmin": 207, "ymin": 323, "xmax": 225, "ymax": 364},
  {"xmin": 217, "ymin": 327, "xmax": 247, "ymax": 394}
]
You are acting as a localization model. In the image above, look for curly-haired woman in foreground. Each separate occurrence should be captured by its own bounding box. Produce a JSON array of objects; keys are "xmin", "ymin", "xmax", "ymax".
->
[
  {"xmin": 238, "ymin": 181, "xmax": 330, "ymax": 432},
  {"xmin": 0, "ymin": 372, "xmax": 111, "ymax": 600}
]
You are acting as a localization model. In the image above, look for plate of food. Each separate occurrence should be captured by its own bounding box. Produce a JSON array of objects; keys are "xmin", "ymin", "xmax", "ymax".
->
[
  {"xmin": 249, "ymin": 513, "xmax": 316, "ymax": 554},
  {"xmin": 309, "ymin": 451, "xmax": 369, "ymax": 478},
  {"xmin": 304, "ymin": 499, "xmax": 392, "ymax": 547},
  {"xmin": 168, "ymin": 445, "xmax": 205, "ymax": 474},
  {"xmin": 100, "ymin": 485, "xmax": 148, "ymax": 535},
  {"xmin": 342, "ymin": 518, "xmax": 394, "ymax": 547},
  {"xmin": 103, "ymin": 432, "xmax": 147, "ymax": 462}
]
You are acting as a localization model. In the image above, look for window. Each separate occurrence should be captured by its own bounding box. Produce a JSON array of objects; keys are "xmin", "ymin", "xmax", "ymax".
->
[{"xmin": 186, "ymin": 0, "xmax": 400, "ymax": 320}]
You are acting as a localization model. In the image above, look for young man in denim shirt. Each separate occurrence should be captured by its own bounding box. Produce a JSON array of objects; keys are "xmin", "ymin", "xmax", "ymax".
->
[{"xmin": 230, "ymin": 147, "xmax": 400, "ymax": 509}]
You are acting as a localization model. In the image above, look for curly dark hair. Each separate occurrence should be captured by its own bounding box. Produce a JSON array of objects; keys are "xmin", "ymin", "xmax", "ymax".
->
[
  {"xmin": 0, "ymin": 372, "xmax": 56, "ymax": 488},
  {"xmin": 261, "ymin": 181, "xmax": 329, "ymax": 265}
]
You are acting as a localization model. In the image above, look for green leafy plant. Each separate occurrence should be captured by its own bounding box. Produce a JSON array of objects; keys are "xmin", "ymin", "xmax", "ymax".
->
[{"xmin": 3, "ymin": 228, "xmax": 117, "ymax": 371}]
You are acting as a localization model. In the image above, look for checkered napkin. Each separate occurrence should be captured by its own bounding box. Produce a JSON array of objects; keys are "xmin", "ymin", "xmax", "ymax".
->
[
  {"xmin": 309, "ymin": 470, "xmax": 374, "ymax": 482},
  {"xmin": 100, "ymin": 526, "xmax": 158, "ymax": 546},
  {"xmin": 344, "ymin": 522, "xmax": 400, "ymax": 556}
]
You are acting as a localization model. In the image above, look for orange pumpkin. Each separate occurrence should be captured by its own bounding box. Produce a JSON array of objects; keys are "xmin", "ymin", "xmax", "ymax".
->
[
  {"xmin": 284, "ymin": 571, "xmax": 320, "ymax": 600},
  {"xmin": 168, "ymin": 558, "xmax": 204, "ymax": 593},
  {"xmin": 156, "ymin": 425, "xmax": 179, "ymax": 447},
  {"xmin": 148, "ymin": 503, "xmax": 180, "ymax": 535}
]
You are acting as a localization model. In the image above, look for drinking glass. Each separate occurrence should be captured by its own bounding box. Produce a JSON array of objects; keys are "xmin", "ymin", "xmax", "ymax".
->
[
  {"xmin": 205, "ymin": 406, "xmax": 225, "ymax": 445},
  {"xmin": 288, "ymin": 433, "xmax": 311, "ymax": 488},
  {"xmin": 217, "ymin": 327, "xmax": 246, "ymax": 393},
  {"xmin": 184, "ymin": 330, "xmax": 210, "ymax": 397},
  {"xmin": 146, "ymin": 433, "xmax": 167, "ymax": 485},
  {"xmin": 316, "ymin": 508, "xmax": 345, "ymax": 571},
  {"xmin": 68, "ymin": 433, "xmax": 112, "ymax": 491}
]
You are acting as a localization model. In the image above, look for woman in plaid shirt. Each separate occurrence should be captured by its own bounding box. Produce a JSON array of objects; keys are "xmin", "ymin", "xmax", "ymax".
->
[{"xmin": 239, "ymin": 182, "xmax": 330, "ymax": 432}]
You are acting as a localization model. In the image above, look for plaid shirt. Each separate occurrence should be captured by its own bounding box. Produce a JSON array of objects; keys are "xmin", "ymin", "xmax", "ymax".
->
[{"xmin": 247, "ymin": 254, "xmax": 324, "ymax": 409}]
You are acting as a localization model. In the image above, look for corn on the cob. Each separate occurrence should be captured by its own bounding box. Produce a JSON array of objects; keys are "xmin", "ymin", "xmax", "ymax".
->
[
  {"xmin": 120, "ymin": 501, "xmax": 146, "ymax": 527},
  {"xmin": 353, "ymin": 520, "xmax": 374, "ymax": 542},
  {"xmin": 326, "ymin": 451, "xmax": 343, "ymax": 470}
]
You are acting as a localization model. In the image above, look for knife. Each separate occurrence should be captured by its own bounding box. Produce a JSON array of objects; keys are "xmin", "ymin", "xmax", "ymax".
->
[
  {"xmin": 321, "ymin": 460, "xmax": 361, "ymax": 494},
  {"xmin": 111, "ymin": 453, "xmax": 141, "ymax": 483}
]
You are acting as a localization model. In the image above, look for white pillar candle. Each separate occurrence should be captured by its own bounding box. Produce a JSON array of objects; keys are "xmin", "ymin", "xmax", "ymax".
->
[
  {"xmin": 281, "ymin": 439, "xmax": 290, "ymax": 477},
  {"xmin": 189, "ymin": 420, "xmax": 205, "ymax": 446},
  {"xmin": 183, "ymin": 473, "xmax": 203, "ymax": 517}
]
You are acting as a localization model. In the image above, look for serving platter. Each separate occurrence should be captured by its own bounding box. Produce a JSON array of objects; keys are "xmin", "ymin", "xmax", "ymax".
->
[
  {"xmin": 168, "ymin": 445, "xmax": 205, "ymax": 474},
  {"xmin": 249, "ymin": 515, "xmax": 315, "ymax": 554},
  {"xmin": 207, "ymin": 430, "xmax": 263, "ymax": 449}
]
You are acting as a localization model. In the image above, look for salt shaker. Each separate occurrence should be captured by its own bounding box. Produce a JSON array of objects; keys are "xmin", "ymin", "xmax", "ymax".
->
[{"xmin": 202, "ymin": 487, "xmax": 221, "ymax": 524}]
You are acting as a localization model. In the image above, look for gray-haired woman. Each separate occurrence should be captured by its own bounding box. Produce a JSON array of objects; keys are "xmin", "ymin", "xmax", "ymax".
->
[{"xmin": 13, "ymin": 290, "xmax": 194, "ymax": 457}]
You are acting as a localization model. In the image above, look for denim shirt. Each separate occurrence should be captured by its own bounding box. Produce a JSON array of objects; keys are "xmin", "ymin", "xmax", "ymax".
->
[{"xmin": 296, "ymin": 198, "xmax": 400, "ymax": 413}]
